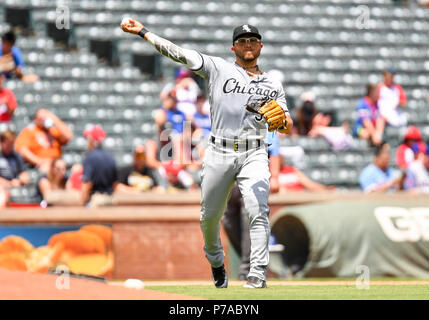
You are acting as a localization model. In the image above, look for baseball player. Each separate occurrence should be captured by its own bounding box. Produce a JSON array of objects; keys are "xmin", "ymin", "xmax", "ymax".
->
[{"xmin": 121, "ymin": 20, "xmax": 293, "ymax": 288}]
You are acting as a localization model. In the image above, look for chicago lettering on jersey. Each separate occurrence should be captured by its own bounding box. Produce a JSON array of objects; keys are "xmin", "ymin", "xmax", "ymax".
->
[{"xmin": 222, "ymin": 78, "xmax": 278, "ymax": 98}]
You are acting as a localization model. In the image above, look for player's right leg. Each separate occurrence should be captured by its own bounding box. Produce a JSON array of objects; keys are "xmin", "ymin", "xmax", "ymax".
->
[
  {"xmin": 222, "ymin": 184, "xmax": 243, "ymax": 258},
  {"xmin": 222, "ymin": 184, "xmax": 250, "ymax": 281},
  {"xmin": 200, "ymin": 145, "xmax": 236, "ymax": 287}
]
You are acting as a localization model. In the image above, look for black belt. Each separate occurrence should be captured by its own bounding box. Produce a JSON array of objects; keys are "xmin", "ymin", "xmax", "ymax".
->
[{"xmin": 210, "ymin": 136, "xmax": 262, "ymax": 152}]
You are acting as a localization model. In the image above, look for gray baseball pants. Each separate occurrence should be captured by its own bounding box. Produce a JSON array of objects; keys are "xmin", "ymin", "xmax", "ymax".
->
[{"xmin": 200, "ymin": 140, "xmax": 271, "ymax": 281}]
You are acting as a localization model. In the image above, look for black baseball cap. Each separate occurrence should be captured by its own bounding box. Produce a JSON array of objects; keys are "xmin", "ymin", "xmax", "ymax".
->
[{"xmin": 232, "ymin": 24, "xmax": 262, "ymax": 44}]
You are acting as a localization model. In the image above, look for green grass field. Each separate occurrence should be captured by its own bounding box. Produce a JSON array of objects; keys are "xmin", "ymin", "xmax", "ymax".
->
[{"xmin": 146, "ymin": 279, "xmax": 429, "ymax": 300}]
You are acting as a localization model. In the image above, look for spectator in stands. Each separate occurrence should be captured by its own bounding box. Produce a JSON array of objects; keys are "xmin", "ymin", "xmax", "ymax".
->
[
  {"xmin": 403, "ymin": 142, "xmax": 429, "ymax": 193},
  {"xmin": 353, "ymin": 84, "xmax": 385, "ymax": 146},
  {"xmin": 36, "ymin": 158, "xmax": 72, "ymax": 201},
  {"xmin": 152, "ymin": 88, "xmax": 207, "ymax": 170},
  {"xmin": 144, "ymin": 137, "xmax": 166, "ymax": 174},
  {"xmin": 278, "ymin": 159, "xmax": 336, "ymax": 193},
  {"xmin": 396, "ymin": 125, "xmax": 424, "ymax": 170},
  {"xmin": 81, "ymin": 125, "xmax": 115, "ymax": 206},
  {"xmin": 271, "ymin": 127, "xmax": 335, "ymax": 193},
  {"xmin": 0, "ymin": 73, "xmax": 18, "ymax": 122},
  {"xmin": 81, "ymin": 125, "xmax": 137, "ymax": 206},
  {"xmin": 293, "ymin": 92, "xmax": 351, "ymax": 150},
  {"xmin": 0, "ymin": 130, "xmax": 29, "ymax": 208},
  {"xmin": 359, "ymin": 142, "xmax": 403, "ymax": 193},
  {"xmin": 156, "ymin": 89, "xmax": 191, "ymax": 165},
  {"xmin": 308, "ymin": 111, "xmax": 352, "ymax": 151},
  {"xmin": 160, "ymin": 67, "xmax": 200, "ymax": 119},
  {"xmin": 14, "ymin": 108, "xmax": 73, "ymax": 173},
  {"xmin": 162, "ymin": 160, "xmax": 197, "ymax": 191},
  {"xmin": 145, "ymin": 110, "xmax": 176, "ymax": 185},
  {"xmin": 118, "ymin": 144, "xmax": 168, "ymax": 192},
  {"xmin": 67, "ymin": 164, "xmax": 83, "ymax": 191},
  {"xmin": 294, "ymin": 95, "xmax": 317, "ymax": 136},
  {"xmin": 0, "ymin": 31, "xmax": 38, "ymax": 82},
  {"xmin": 162, "ymin": 89, "xmax": 187, "ymax": 135},
  {"xmin": 377, "ymin": 68, "xmax": 407, "ymax": 127},
  {"xmin": 0, "ymin": 31, "xmax": 24, "ymax": 79},
  {"xmin": 192, "ymin": 94, "xmax": 211, "ymax": 139},
  {"xmin": 178, "ymin": 113, "xmax": 209, "ymax": 188}
]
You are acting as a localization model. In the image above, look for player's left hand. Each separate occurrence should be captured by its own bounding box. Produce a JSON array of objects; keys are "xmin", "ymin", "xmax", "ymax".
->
[{"xmin": 258, "ymin": 100, "xmax": 287, "ymax": 132}]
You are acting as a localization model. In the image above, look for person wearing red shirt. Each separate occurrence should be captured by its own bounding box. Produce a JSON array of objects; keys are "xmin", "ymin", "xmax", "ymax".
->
[
  {"xmin": 0, "ymin": 73, "xmax": 17, "ymax": 122},
  {"xmin": 396, "ymin": 126, "xmax": 425, "ymax": 169},
  {"xmin": 278, "ymin": 164, "xmax": 335, "ymax": 193}
]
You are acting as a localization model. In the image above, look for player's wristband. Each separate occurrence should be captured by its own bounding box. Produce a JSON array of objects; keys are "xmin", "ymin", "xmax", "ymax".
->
[{"xmin": 138, "ymin": 28, "xmax": 149, "ymax": 39}]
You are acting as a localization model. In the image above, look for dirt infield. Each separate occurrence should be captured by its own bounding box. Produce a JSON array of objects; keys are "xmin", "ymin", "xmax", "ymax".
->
[
  {"xmin": 143, "ymin": 280, "xmax": 429, "ymax": 286},
  {"xmin": 0, "ymin": 269, "xmax": 201, "ymax": 300}
]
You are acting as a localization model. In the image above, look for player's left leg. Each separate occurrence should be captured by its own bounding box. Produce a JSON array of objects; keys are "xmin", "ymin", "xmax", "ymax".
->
[{"xmin": 236, "ymin": 147, "xmax": 271, "ymax": 287}]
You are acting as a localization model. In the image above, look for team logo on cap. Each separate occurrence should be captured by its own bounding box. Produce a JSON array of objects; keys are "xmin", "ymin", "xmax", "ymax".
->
[{"xmin": 242, "ymin": 25, "xmax": 251, "ymax": 32}]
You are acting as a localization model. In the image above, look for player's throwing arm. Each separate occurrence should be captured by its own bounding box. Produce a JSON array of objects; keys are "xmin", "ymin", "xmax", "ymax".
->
[{"xmin": 121, "ymin": 18, "xmax": 203, "ymax": 74}]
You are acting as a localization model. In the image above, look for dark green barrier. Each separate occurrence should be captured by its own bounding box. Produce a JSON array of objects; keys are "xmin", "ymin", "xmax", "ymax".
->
[{"xmin": 270, "ymin": 201, "xmax": 429, "ymax": 278}]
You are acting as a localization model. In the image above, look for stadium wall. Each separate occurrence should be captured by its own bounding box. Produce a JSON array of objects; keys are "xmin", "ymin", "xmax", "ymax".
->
[
  {"xmin": 0, "ymin": 204, "xmax": 228, "ymax": 280},
  {"xmin": 1, "ymin": 192, "xmax": 428, "ymax": 280}
]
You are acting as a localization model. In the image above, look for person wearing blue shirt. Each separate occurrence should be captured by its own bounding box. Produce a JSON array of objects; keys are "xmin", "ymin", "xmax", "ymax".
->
[
  {"xmin": 81, "ymin": 125, "xmax": 117, "ymax": 205},
  {"xmin": 353, "ymin": 84, "xmax": 385, "ymax": 146},
  {"xmin": 192, "ymin": 95, "xmax": 211, "ymax": 138},
  {"xmin": 163, "ymin": 89, "xmax": 186, "ymax": 134},
  {"xmin": 359, "ymin": 142, "xmax": 403, "ymax": 193},
  {"xmin": 0, "ymin": 129, "xmax": 29, "ymax": 208},
  {"xmin": 0, "ymin": 32, "xmax": 25, "ymax": 79},
  {"xmin": 165, "ymin": 108, "xmax": 186, "ymax": 134},
  {"xmin": 81, "ymin": 125, "xmax": 139, "ymax": 206},
  {"xmin": 193, "ymin": 112, "xmax": 210, "ymax": 136}
]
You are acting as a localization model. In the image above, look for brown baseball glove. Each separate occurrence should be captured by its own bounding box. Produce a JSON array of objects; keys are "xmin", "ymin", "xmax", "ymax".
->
[{"xmin": 257, "ymin": 100, "xmax": 287, "ymax": 132}]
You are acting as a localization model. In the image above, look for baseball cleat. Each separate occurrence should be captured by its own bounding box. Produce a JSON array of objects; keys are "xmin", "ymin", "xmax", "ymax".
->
[
  {"xmin": 243, "ymin": 276, "xmax": 267, "ymax": 289},
  {"xmin": 212, "ymin": 265, "xmax": 228, "ymax": 288}
]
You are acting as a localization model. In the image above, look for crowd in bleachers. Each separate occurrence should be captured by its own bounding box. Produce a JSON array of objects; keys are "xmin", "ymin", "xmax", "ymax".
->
[{"xmin": 1, "ymin": 0, "xmax": 429, "ymax": 209}]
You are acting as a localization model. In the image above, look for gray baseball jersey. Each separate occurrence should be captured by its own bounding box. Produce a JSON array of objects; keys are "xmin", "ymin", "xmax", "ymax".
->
[{"xmin": 193, "ymin": 54, "xmax": 289, "ymax": 140}]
